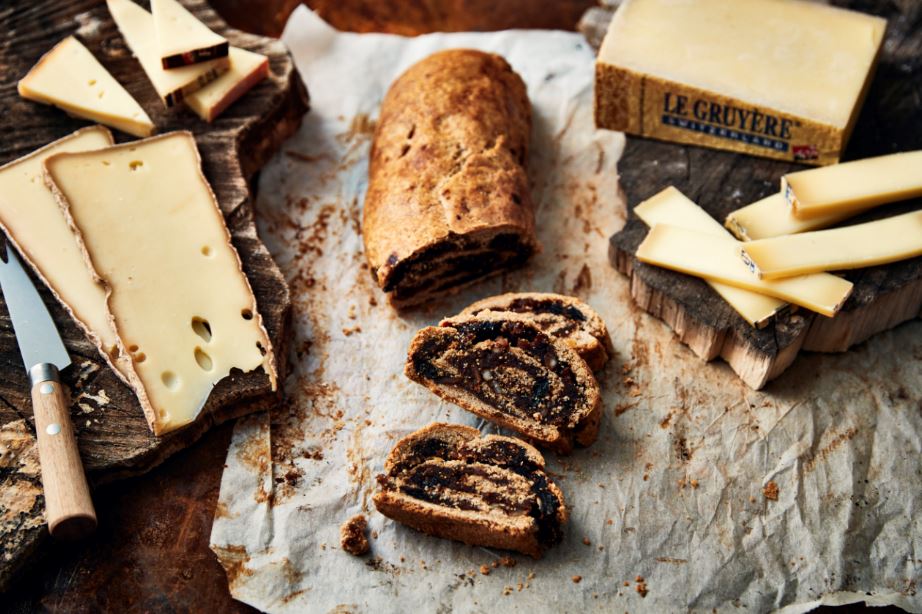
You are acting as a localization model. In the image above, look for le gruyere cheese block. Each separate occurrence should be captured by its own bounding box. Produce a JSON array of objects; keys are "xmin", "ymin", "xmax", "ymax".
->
[
  {"xmin": 741, "ymin": 210, "xmax": 922, "ymax": 279},
  {"xmin": 636, "ymin": 224, "xmax": 853, "ymax": 316},
  {"xmin": 0, "ymin": 126, "xmax": 131, "ymax": 380},
  {"xmin": 186, "ymin": 47, "xmax": 269, "ymax": 122},
  {"xmin": 44, "ymin": 131, "xmax": 277, "ymax": 435},
  {"xmin": 596, "ymin": 0, "xmax": 886, "ymax": 165},
  {"xmin": 725, "ymin": 193, "xmax": 868, "ymax": 242},
  {"xmin": 635, "ymin": 187, "xmax": 784, "ymax": 327},
  {"xmin": 783, "ymin": 150, "xmax": 922, "ymax": 219},
  {"xmin": 152, "ymin": 0, "xmax": 228, "ymax": 68},
  {"xmin": 18, "ymin": 36, "xmax": 154, "ymax": 138},
  {"xmin": 108, "ymin": 0, "xmax": 229, "ymax": 107}
]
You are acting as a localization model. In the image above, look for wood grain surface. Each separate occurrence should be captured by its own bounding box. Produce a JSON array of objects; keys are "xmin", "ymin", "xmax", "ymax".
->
[
  {"xmin": 597, "ymin": 1, "xmax": 922, "ymax": 388},
  {"xmin": 0, "ymin": 0, "xmax": 308, "ymax": 590}
]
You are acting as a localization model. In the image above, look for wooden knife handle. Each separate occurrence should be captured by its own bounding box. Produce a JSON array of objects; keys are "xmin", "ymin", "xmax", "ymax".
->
[{"xmin": 30, "ymin": 366, "xmax": 97, "ymax": 540}]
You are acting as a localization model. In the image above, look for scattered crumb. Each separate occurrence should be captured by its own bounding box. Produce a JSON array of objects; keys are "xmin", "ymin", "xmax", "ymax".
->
[
  {"xmin": 480, "ymin": 565, "xmax": 491, "ymax": 576},
  {"xmin": 503, "ymin": 586, "xmax": 513, "ymax": 596},
  {"xmin": 623, "ymin": 581, "xmax": 630, "ymax": 587},
  {"xmin": 497, "ymin": 556, "xmax": 517, "ymax": 568},
  {"xmin": 677, "ymin": 477, "xmax": 687, "ymax": 489},
  {"xmin": 400, "ymin": 556, "xmax": 405, "ymax": 562},
  {"xmin": 690, "ymin": 479, "xmax": 699, "ymax": 489},
  {"xmin": 339, "ymin": 514, "xmax": 369, "ymax": 556},
  {"xmin": 371, "ymin": 530, "xmax": 378, "ymax": 539},
  {"xmin": 763, "ymin": 481, "xmax": 779, "ymax": 501},
  {"xmin": 517, "ymin": 582, "xmax": 524, "ymax": 592},
  {"xmin": 642, "ymin": 473, "xmax": 649, "ymax": 481},
  {"xmin": 527, "ymin": 572, "xmax": 535, "ymax": 580},
  {"xmin": 582, "ymin": 537, "xmax": 592, "ymax": 546},
  {"xmin": 636, "ymin": 580, "xmax": 649, "ymax": 598},
  {"xmin": 606, "ymin": 519, "xmax": 614, "ymax": 526},
  {"xmin": 635, "ymin": 575, "xmax": 644, "ymax": 582},
  {"xmin": 572, "ymin": 575, "xmax": 582, "ymax": 584}
]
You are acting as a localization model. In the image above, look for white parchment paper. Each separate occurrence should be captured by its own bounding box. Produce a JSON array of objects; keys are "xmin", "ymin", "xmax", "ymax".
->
[{"xmin": 210, "ymin": 8, "xmax": 922, "ymax": 613}]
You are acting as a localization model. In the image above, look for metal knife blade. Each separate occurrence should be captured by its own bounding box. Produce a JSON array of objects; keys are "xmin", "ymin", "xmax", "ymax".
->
[{"xmin": 0, "ymin": 240, "xmax": 71, "ymax": 376}]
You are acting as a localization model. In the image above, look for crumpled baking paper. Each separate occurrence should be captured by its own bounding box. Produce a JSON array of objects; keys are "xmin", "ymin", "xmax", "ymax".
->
[{"xmin": 209, "ymin": 7, "xmax": 922, "ymax": 613}]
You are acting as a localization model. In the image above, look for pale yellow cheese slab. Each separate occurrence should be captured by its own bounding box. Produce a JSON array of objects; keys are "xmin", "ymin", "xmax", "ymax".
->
[
  {"xmin": 152, "ymin": 0, "xmax": 227, "ymax": 68},
  {"xmin": 635, "ymin": 187, "xmax": 784, "ymax": 326},
  {"xmin": 186, "ymin": 47, "xmax": 269, "ymax": 122},
  {"xmin": 18, "ymin": 36, "xmax": 154, "ymax": 137},
  {"xmin": 725, "ymin": 193, "xmax": 868, "ymax": 241},
  {"xmin": 0, "ymin": 126, "xmax": 130, "ymax": 380},
  {"xmin": 44, "ymin": 131, "xmax": 277, "ymax": 435},
  {"xmin": 108, "ymin": 0, "xmax": 229, "ymax": 107},
  {"xmin": 741, "ymin": 210, "xmax": 922, "ymax": 279},
  {"xmin": 783, "ymin": 151, "xmax": 922, "ymax": 219},
  {"xmin": 636, "ymin": 224, "xmax": 853, "ymax": 317}
]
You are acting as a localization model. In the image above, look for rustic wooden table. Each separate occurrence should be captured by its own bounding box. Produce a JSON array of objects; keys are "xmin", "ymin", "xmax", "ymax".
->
[{"xmin": 1, "ymin": 1, "xmax": 905, "ymax": 611}]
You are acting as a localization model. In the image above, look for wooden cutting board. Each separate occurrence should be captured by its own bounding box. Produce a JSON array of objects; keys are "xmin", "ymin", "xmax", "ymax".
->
[
  {"xmin": 580, "ymin": 1, "xmax": 922, "ymax": 389},
  {"xmin": 0, "ymin": 0, "xmax": 308, "ymax": 588}
]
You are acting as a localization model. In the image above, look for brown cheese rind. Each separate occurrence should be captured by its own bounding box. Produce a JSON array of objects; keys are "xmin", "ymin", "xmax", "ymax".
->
[
  {"xmin": 363, "ymin": 49, "xmax": 538, "ymax": 307},
  {"xmin": 459, "ymin": 292, "xmax": 614, "ymax": 371},
  {"xmin": 405, "ymin": 313, "xmax": 601, "ymax": 453},
  {"xmin": 374, "ymin": 423, "xmax": 567, "ymax": 558}
]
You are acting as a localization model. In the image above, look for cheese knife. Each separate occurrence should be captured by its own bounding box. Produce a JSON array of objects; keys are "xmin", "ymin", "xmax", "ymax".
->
[{"xmin": 0, "ymin": 239, "xmax": 96, "ymax": 539}]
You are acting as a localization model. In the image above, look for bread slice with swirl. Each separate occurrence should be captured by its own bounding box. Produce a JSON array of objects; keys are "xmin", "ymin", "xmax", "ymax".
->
[
  {"xmin": 374, "ymin": 423, "xmax": 567, "ymax": 558},
  {"xmin": 405, "ymin": 313, "xmax": 601, "ymax": 453},
  {"xmin": 459, "ymin": 292, "xmax": 613, "ymax": 371}
]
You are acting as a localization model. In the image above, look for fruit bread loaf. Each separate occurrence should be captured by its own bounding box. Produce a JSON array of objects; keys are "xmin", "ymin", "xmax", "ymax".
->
[
  {"xmin": 363, "ymin": 49, "xmax": 538, "ymax": 307},
  {"xmin": 405, "ymin": 312, "xmax": 601, "ymax": 453},
  {"xmin": 459, "ymin": 292, "xmax": 613, "ymax": 371},
  {"xmin": 374, "ymin": 422, "xmax": 567, "ymax": 558}
]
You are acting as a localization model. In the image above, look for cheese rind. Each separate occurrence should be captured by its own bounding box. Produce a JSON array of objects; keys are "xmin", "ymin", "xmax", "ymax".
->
[
  {"xmin": 725, "ymin": 193, "xmax": 867, "ymax": 241},
  {"xmin": 636, "ymin": 224, "xmax": 853, "ymax": 317},
  {"xmin": 108, "ymin": 0, "xmax": 229, "ymax": 106},
  {"xmin": 186, "ymin": 47, "xmax": 269, "ymax": 122},
  {"xmin": 783, "ymin": 151, "xmax": 922, "ymax": 219},
  {"xmin": 741, "ymin": 211, "xmax": 922, "ymax": 279},
  {"xmin": 0, "ymin": 126, "xmax": 131, "ymax": 380},
  {"xmin": 18, "ymin": 36, "xmax": 154, "ymax": 137},
  {"xmin": 634, "ymin": 187, "xmax": 784, "ymax": 326},
  {"xmin": 152, "ymin": 0, "xmax": 228, "ymax": 68},
  {"xmin": 44, "ymin": 131, "xmax": 277, "ymax": 435},
  {"xmin": 595, "ymin": 0, "xmax": 885, "ymax": 165}
]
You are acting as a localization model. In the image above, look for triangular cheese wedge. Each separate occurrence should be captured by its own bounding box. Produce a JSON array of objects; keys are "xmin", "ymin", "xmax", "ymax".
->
[
  {"xmin": 186, "ymin": 47, "xmax": 268, "ymax": 122},
  {"xmin": 152, "ymin": 0, "xmax": 228, "ymax": 68},
  {"xmin": 18, "ymin": 37, "xmax": 154, "ymax": 137},
  {"xmin": 107, "ymin": 0, "xmax": 229, "ymax": 107},
  {"xmin": 0, "ymin": 126, "xmax": 132, "ymax": 381},
  {"xmin": 44, "ymin": 131, "xmax": 277, "ymax": 435}
]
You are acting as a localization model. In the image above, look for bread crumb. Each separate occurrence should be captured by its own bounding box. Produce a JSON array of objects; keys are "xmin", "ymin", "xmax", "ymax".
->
[
  {"xmin": 497, "ymin": 556, "xmax": 517, "ymax": 568},
  {"xmin": 339, "ymin": 514, "xmax": 369, "ymax": 556},
  {"xmin": 606, "ymin": 519, "xmax": 614, "ymax": 525},
  {"xmin": 623, "ymin": 581, "xmax": 630, "ymax": 586},
  {"xmin": 502, "ymin": 586, "xmax": 513, "ymax": 596},
  {"xmin": 690, "ymin": 479, "xmax": 699, "ymax": 489},
  {"xmin": 636, "ymin": 580, "xmax": 649, "ymax": 598},
  {"xmin": 582, "ymin": 537, "xmax": 592, "ymax": 546},
  {"xmin": 763, "ymin": 480, "xmax": 779, "ymax": 501},
  {"xmin": 635, "ymin": 575, "xmax": 644, "ymax": 582},
  {"xmin": 480, "ymin": 565, "xmax": 491, "ymax": 576},
  {"xmin": 572, "ymin": 575, "xmax": 582, "ymax": 583}
]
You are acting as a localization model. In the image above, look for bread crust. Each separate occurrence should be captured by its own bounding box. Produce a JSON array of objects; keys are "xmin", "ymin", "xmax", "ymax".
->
[
  {"xmin": 405, "ymin": 313, "xmax": 601, "ymax": 454},
  {"xmin": 374, "ymin": 423, "xmax": 567, "ymax": 558},
  {"xmin": 459, "ymin": 292, "xmax": 614, "ymax": 371},
  {"xmin": 363, "ymin": 49, "xmax": 538, "ymax": 307}
]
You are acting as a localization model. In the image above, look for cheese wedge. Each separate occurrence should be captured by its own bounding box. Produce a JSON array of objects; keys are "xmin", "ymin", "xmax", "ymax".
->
[
  {"xmin": 635, "ymin": 187, "xmax": 784, "ymax": 327},
  {"xmin": 0, "ymin": 126, "xmax": 131, "ymax": 380},
  {"xmin": 783, "ymin": 151, "xmax": 922, "ymax": 219},
  {"xmin": 108, "ymin": 0, "xmax": 229, "ymax": 107},
  {"xmin": 44, "ymin": 131, "xmax": 277, "ymax": 435},
  {"xmin": 186, "ymin": 47, "xmax": 269, "ymax": 122},
  {"xmin": 152, "ymin": 0, "xmax": 228, "ymax": 68},
  {"xmin": 725, "ymin": 193, "xmax": 869, "ymax": 241},
  {"xmin": 636, "ymin": 224, "xmax": 853, "ymax": 317},
  {"xmin": 741, "ymin": 211, "xmax": 922, "ymax": 279},
  {"xmin": 18, "ymin": 36, "xmax": 154, "ymax": 137}
]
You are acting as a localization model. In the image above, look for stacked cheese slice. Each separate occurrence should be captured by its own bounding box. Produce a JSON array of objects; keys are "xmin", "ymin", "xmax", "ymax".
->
[
  {"xmin": 635, "ymin": 150, "xmax": 922, "ymax": 325},
  {"xmin": 0, "ymin": 127, "xmax": 277, "ymax": 436}
]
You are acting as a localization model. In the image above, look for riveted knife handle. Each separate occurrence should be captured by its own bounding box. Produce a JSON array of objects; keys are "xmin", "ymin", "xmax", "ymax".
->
[{"xmin": 30, "ymin": 364, "xmax": 97, "ymax": 540}]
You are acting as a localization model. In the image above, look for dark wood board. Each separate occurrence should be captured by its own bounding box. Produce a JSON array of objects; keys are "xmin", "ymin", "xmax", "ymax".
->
[
  {"xmin": 582, "ymin": 1, "xmax": 922, "ymax": 389},
  {"xmin": 0, "ymin": 0, "xmax": 308, "ymax": 590}
]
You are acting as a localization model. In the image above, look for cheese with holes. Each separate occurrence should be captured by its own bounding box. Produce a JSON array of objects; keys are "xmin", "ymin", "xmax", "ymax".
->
[
  {"xmin": 725, "ymin": 193, "xmax": 868, "ymax": 241},
  {"xmin": 152, "ymin": 0, "xmax": 228, "ymax": 68},
  {"xmin": 596, "ymin": 0, "xmax": 886, "ymax": 165},
  {"xmin": 44, "ymin": 131, "xmax": 276, "ymax": 435},
  {"xmin": 636, "ymin": 224, "xmax": 853, "ymax": 316},
  {"xmin": 18, "ymin": 36, "xmax": 154, "ymax": 137},
  {"xmin": 0, "ymin": 126, "xmax": 131, "ymax": 380},
  {"xmin": 635, "ymin": 187, "xmax": 783, "ymax": 326},
  {"xmin": 741, "ymin": 211, "xmax": 922, "ymax": 279},
  {"xmin": 186, "ymin": 47, "xmax": 268, "ymax": 122},
  {"xmin": 783, "ymin": 151, "xmax": 922, "ymax": 218},
  {"xmin": 108, "ymin": 0, "xmax": 229, "ymax": 106}
]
